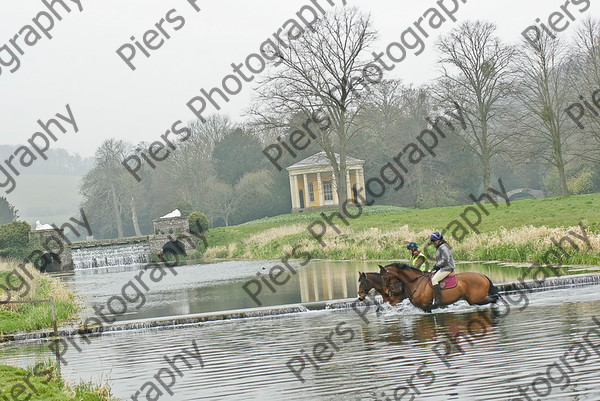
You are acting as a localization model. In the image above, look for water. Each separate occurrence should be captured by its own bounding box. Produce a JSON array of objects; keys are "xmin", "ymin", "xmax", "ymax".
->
[
  {"xmin": 2, "ymin": 260, "xmax": 600, "ymax": 400},
  {"xmin": 60, "ymin": 260, "xmax": 591, "ymax": 322},
  {"xmin": 2, "ymin": 287, "xmax": 600, "ymax": 400},
  {"xmin": 71, "ymin": 243, "xmax": 152, "ymax": 270}
]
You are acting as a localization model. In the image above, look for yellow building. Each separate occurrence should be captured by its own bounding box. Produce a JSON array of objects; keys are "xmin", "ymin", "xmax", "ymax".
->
[{"xmin": 287, "ymin": 152, "xmax": 366, "ymax": 212}]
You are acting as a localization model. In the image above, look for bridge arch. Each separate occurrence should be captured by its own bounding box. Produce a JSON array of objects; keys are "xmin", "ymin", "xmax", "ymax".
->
[
  {"xmin": 38, "ymin": 252, "xmax": 61, "ymax": 273},
  {"xmin": 163, "ymin": 240, "xmax": 187, "ymax": 256},
  {"xmin": 505, "ymin": 188, "xmax": 545, "ymax": 201}
]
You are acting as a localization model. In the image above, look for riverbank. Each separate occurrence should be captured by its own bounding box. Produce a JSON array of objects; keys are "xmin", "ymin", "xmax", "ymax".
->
[
  {"xmin": 199, "ymin": 194, "xmax": 600, "ymax": 265},
  {"xmin": 0, "ymin": 261, "xmax": 78, "ymax": 335},
  {"xmin": 0, "ymin": 362, "xmax": 115, "ymax": 400}
]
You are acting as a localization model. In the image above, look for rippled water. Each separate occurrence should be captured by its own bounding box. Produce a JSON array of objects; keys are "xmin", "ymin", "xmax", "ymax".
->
[
  {"xmin": 1, "ymin": 286, "xmax": 600, "ymax": 399},
  {"xmin": 2, "ymin": 261, "xmax": 600, "ymax": 400},
  {"xmin": 59, "ymin": 260, "xmax": 581, "ymax": 321}
]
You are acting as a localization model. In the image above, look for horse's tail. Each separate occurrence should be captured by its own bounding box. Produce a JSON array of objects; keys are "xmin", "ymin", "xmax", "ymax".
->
[{"xmin": 486, "ymin": 276, "xmax": 501, "ymax": 302}]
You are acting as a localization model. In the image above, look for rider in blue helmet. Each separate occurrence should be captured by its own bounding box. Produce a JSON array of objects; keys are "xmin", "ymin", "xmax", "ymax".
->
[
  {"xmin": 406, "ymin": 242, "xmax": 428, "ymax": 271},
  {"xmin": 430, "ymin": 232, "xmax": 455, "ymax": 308}
]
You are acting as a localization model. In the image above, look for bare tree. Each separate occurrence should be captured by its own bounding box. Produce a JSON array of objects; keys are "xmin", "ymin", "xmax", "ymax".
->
[
  {"xmin": 81, "ymin": 139, "xmax": 129, "ymax": 238},
  {"xmin": 433, "ymin": 21, "xmax": 517, "ymax": 191},
  {"xmin": 251, "ymin": 7, "xmax": 377, "ymax": 212},
  {"xmin": 571, "ymin": 18, "xmax": 600, "ymax": 163},
  {"xmin": 516, "ymin": 32, "xmax": 579, "ymax": 196}
]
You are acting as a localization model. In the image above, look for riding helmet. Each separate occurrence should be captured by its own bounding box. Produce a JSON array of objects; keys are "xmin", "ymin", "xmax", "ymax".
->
[
  {"xmin": 406, "ymin": 242, "xmax": 419, "ymax": 250},
  {"xmin": 430, "ymin": 232, "xmax": 443, "ymax": 241}
]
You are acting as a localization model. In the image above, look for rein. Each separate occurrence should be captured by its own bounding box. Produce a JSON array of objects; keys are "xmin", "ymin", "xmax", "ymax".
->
[{"xmin": 386, "ymin": 269, "xmax": 429, "ymax": 299}]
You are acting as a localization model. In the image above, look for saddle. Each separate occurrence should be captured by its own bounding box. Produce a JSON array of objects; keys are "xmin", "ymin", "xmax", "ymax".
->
[{"xmin": 428, "ymin": 272, "xmax": 457, "ymax": 290}]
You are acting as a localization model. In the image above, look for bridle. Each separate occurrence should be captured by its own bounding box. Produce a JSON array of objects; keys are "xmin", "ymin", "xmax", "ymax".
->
[
  {"xmin": 384, "ymin": 268, "xmax": 429, "ymax": 299},
  {"xmin": 358, "ymin": 274, "xmax": 375, "ymax": 299}
]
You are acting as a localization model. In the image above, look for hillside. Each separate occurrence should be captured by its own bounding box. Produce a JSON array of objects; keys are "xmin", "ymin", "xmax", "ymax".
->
[{"xmin": 200, "ymin": 194, "xmax": 600, "ymax": 265}]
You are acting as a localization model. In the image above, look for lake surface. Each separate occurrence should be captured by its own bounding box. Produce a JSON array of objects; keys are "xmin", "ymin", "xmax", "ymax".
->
[
  {"xmin": 2, "ymin": 260, "xmax": 600, "ymax": 400},
  {"xmin": 59, "ymin": 260, "xmax": 588, "ymax": 321}
]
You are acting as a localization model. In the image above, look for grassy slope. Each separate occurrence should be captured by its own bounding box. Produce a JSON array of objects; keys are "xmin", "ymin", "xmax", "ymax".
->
[
  {"xmin": 0, "ymin": 262, "xmax": 78, "ymax": 334},
  {"xmin": 201, "ymin": 194, "xmax": 600, "ymax": 264},
  {"xmin": 0, "ymin": 363, "xmax": 114, "ymax": 401}
]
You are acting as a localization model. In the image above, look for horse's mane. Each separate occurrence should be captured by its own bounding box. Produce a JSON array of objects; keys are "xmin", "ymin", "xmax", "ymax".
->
[
  {"xmin": 386, "ymin": 262, "xmax": 422, "ymax": 274},
  {"xmin": 359, "ymin": 272, "xmax": 381, "ymax": 281}
]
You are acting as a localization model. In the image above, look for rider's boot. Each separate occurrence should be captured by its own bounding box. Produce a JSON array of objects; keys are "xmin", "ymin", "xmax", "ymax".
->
[{"xmin": 432, "ymin": 284, "xmax": 443, "ymax": 308}]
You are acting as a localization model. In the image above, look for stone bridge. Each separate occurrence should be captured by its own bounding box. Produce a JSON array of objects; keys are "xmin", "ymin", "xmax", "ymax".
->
[
  {"xmin": 501, "ymin": 188, "xmax": 545, "ymax": 202},
  {"xmin": 29, "ymin": 216, "xmax": 201, "ymax": 272}
]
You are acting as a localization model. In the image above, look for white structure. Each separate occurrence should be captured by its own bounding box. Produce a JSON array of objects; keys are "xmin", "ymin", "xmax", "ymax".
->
[
  {"xmin": 35, "ymin": 220, "xmax": 54, "ymax": 230},
  {"xmin": 286, "ymin": 152, "xmax": 366, "ymax": 212},
  {"xmin": 160, "ymin": 209, "xmax": 182, "ymax": 219}
]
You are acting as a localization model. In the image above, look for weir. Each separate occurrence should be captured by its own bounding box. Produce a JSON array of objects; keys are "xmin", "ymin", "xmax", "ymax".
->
[
  {"xmin": 29, "ymin": 214, "xmax": 200, "ymax": 272},
  {"xmin": 4, "ymin": 273, "xmax": 600, "ymax": 343},
  {"xmin": 71, "ymin": 242, "xmax": 151, "ymax": 270}
]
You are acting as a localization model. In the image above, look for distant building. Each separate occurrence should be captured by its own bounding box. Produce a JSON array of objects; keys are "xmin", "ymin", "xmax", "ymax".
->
[{"xmin": 286, "ymin": 152, "xmax": 366, "ymax": 212}]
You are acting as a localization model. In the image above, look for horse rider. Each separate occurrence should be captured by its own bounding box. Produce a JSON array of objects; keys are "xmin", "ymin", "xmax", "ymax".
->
[
  {"xmin": 430, "ymin": 232, "xmax": 455, "ymax": 308},
  {"xmin": 406, "ymin": 242, "xmax": 428, "ymax": 272}
]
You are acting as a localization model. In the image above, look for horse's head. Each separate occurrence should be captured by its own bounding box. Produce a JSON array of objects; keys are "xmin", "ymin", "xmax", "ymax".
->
[
  {"xmin": 357, "ymin": 271, "xmax": 369, "ymax": 301},
  {"xmin": 380, "ymin": 264, "xmax": 408, "ymax": 298}
]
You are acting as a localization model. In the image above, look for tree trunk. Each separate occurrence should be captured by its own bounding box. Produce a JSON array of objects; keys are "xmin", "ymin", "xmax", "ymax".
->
[
  {"xmin": 337, "ymin": 165, "xmax": 348, "ymax": 214},
  {"xmin": 337, "ymin": 114, "xmax": 348, "ymax": 213},
  {"xmin": 130, "ymin": 196, "xmax": 142, "ymax": 236},
  {"xmin": 556, "ymin": 158, "xmax": 569, "ymax": 196},
  {"xmin": 552, "ymin": 126, "xmax": 570, "ymax": 197},
  {"xmin": 109, "ymin": 182, "xmax": 124, "ymax": 237},
  {"xmin": 483, "ymin": 157, "xmax": 492, "ymax": 194}
]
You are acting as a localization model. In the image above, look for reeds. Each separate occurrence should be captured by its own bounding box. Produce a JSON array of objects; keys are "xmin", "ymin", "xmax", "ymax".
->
[{"xmin": 202, "ymin": 223, "xmax": 600, "ymax": 265}]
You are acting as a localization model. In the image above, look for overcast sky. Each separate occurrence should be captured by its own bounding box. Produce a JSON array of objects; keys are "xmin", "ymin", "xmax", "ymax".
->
[{"xmin": 1, "ymin": 0, "xmax": 598, "ymax": 157}]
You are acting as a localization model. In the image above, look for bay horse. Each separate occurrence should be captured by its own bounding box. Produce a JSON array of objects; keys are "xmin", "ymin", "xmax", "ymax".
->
[
  {"xmin": 379, "ymin": 263, "xmax": 500, "ymax": 312},
  {"xmin": 358, "ymin": 272, "xmax": 405, "ymax": 306}
]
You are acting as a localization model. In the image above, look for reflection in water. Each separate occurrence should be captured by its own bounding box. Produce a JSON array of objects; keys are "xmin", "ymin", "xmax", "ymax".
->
[
  {"xmin": 61, "ymin": 260, "xmax": 575, "ymax": 323},
  {"xmin": 2, "ymin": 287, "xmax": 600, "ymax": 400},
  {"xmin": 357, "ymin": 308, "xmax": 498, "ymax": 347}
]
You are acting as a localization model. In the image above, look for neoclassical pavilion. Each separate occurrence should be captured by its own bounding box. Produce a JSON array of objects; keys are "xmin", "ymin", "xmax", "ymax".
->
[{"xmin": 287, "ymin": 152, "xmax": 366, "ymax": 212}]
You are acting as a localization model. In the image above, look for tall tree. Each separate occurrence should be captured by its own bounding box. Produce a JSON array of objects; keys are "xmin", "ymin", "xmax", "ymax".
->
[
  {"xmin": 81, "ymin": 139, "xmax": 129, "ymax": 238},
  {"xmin": 434, "ymin": 21, "xmax": 516, "ymax": 191},
  {"xmin": 252, "ymin": 7, "xmax": 377, "ymax": 212},
  {"xmin": 572, "ymin": 18, "xmax": 600, "ymax": 163},
  {"xmin": 0, "ymin": 197, "xmax": 18, "ymax": 225},
  {"xmin": 212, "ymin": 128, "xmax": 265, "ymax": 186},
  {"xmin": 516, "ymin": 32, "xmax": 578, "ymax": 196}
]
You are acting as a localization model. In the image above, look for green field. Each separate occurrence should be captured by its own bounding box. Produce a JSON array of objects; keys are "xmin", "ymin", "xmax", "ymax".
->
[{"xmin": 200, "ymin": 194, "xmax": 600, "ymax": 265}]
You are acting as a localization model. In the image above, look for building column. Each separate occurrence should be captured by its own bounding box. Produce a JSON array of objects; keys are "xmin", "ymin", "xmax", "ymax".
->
[
  {"xmin": 362, "ymin": 168, "xmax": 366, "ymax": 197},
  {"xmin": 346, "ymin": 169, "xmax": 352, "ymax": 202},
  {"xmin": 317, "ymin": 172, "xmax": 323, "ymax": 206},
  {"xmin": 354, "ymin": 169, "xmax": 361, "ymax": 203},
  {"xmin": 303, "ymin": 173, "xmax": 309, "ymax": 208},
  {"xmin": 289, "ymin": 175, "xmax": 297, "ymax": 209}
]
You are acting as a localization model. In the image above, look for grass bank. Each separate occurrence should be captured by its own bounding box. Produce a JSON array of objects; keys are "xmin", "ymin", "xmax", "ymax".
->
[
  {"xmin": 0, "ymin": 261, "xmax": 78, "ymax": 335},
  {"xmin": 0, "ymin": 361, "xmax": 115, "ymax": 400},
  {"xmin": 198, "ymin": 194, "xmax": 600, "ymax": 265}
]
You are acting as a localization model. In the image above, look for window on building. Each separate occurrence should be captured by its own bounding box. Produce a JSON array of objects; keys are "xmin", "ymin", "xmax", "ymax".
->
[
  {"xmin": 308, "ymin": 182, "xmax": 315, "ymax": 202},
  {"xmin": 323, "ymin": 181, "xmax": 333, "ymax": 202}
]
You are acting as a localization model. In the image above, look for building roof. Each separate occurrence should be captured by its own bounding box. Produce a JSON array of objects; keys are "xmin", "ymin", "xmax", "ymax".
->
[{"xmin": 286, "ymin": 151, "xmax": 364, "ymax": 171}]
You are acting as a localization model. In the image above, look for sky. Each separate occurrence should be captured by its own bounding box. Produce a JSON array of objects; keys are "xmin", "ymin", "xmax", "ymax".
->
[{"xmin": 0, "ymin": 0, "xmax": 598, "ymax": 157}]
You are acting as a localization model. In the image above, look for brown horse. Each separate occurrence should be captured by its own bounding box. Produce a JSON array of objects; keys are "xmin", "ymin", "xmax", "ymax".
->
[
  {"xmin": 358, "ymin": 271, "xmax": 405, "ymax": 305},
  {"xmin": 379, "ymin": 263, "xmax": 500, "ymax": 312}
]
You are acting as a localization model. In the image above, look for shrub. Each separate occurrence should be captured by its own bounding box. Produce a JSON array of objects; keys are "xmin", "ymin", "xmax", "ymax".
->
[
  {"xmin": 569, "ymin": 169, "xmax": 595, "ymax": 195},
  {"xmin": 189, "ymin": 211, "xmax": 210, "ymax": 235},
  {"xmin": 0, "ymin": 221, "xmax": 32, "ymax": 259}
]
